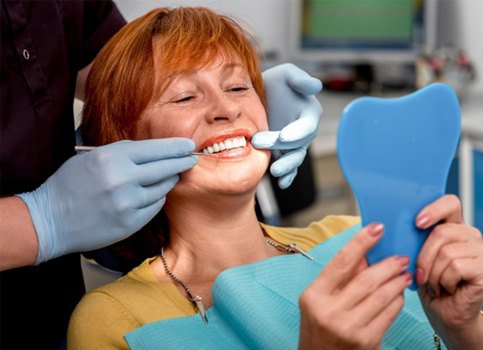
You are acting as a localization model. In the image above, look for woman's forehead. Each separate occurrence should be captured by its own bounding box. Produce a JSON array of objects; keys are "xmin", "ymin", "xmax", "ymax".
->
[
  {"xmin": 153, "ymin": 39, "xmax": 243, "ymax": 71},
  {"xmin": 151, "ymin": 48, "xmax": 247, "ymax": 91}
]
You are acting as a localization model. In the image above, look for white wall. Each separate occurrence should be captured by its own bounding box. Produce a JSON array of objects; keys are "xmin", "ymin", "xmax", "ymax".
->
[
  {"xmin": 114, "ymin": 0, "xmax": 483, "ymax": 93},
  {"xmin": 456, "ymin": 0, "xmax": 483, "ymax": 92},
  {"xmin": 114, "ymin": 0, "xmax": 289, "ymax": 59}
]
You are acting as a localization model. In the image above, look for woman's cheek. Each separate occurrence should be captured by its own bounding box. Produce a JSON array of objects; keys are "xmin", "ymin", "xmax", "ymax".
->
[{"xmin": 257, "ymin": 110, "xmax": 269, "ymax": 131}]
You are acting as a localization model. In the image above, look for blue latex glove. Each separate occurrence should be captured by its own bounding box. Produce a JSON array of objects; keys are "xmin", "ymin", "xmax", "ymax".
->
[
  {"xmin": 18, "ymin": 138, "xmax": 196, "ymax": 264},
  {"xmin": 251, "ymin": 63, "xmax": 323, "ymax": 189}
]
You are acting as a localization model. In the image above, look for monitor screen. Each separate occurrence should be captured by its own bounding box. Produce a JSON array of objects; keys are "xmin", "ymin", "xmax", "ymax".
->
[{"xmin": 289, "ymin": 0, "xmax": 438, "ymax": 64}]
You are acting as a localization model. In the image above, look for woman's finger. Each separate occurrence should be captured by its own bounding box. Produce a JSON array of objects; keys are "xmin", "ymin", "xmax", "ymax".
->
[
  {"xmin": 350, "ymin": 269, "xmax": 411, "ymax": 322},
  {"xmin": 427, "ymin": 241, "xmax": 483, "ymax": 296},
  {"xmin": 311, "ymin": 223, "xmax": 384, "ymax": 294},
  {"xmin": 416, "ymin": 194, "xmax": 463, "ymax": 229},
  {"xmin": 360, "ymin": 291, "xmax": 406, "ymax": 343},
  {"xmin": 336, "ymin": 255, "xmax": 410, "ymax": 310},
  {"xmin": 417, "ymin": 223, "xmax": 481, "ymax": 286},
  {"xmin": 439, "ymin": 254, "xmax": 483, "ymax": 297}
]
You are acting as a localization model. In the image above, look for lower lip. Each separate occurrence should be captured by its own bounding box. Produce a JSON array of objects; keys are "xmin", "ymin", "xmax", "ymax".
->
[{"xmin": 202, "ymin": 145, "xmax": 251, "ymax": 160}]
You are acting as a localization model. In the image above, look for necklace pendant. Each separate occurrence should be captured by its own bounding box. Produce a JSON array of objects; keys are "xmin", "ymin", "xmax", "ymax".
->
[
  {"xmin": 192, "ymin": 295, "xmax": 208, "ymax": 324},
  {"xmin": 289, "ymin": 242, "xmax": 314, "ymax": 260}
]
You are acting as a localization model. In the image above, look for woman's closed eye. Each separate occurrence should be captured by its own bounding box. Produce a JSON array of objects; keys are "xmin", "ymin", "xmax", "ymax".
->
[
  {"xmin": 226, "ymin": 84, "xmax": 251, "ymax": 93},
  {"xmin": 172, "ymin": 87, "xmax": 250, "ymax": 103},
  {"xmin": 230, "ymin": 86, "xmax": 249, "ymax": 92},
  {"xmin": 173, "ymin": 95, "xmax": 195, "ymax": 103}
]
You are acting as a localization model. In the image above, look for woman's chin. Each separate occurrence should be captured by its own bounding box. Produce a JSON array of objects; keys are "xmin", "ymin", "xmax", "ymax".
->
[
  {"xmin": 175, "ymin": 151, "xmax": 269, "ymax": 198},
  {"xmin": 174, "ymin": 169, "xmax": 263, "ymax": 199}
]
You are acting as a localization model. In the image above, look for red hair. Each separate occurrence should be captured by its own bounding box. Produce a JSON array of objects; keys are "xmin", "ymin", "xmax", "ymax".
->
[{"xmin": 82, "ymin": 7, "xmax": 266, "ymax": 146}]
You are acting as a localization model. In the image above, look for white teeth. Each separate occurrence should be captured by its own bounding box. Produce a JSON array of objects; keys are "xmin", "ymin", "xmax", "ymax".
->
[{"xmin": 201, "ymin": 136, "xmax": 247, "ymax": 155}]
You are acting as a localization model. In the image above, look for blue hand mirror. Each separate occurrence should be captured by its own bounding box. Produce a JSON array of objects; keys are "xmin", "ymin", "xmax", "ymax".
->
[{"xmin": 337, "ymin": 83, "xmax": 461, "ymax": 289}]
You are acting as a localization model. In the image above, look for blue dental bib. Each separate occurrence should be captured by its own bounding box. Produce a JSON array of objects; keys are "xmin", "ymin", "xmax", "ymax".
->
[{"xmin": 125, "ymin": 224, "xmax": 440, "ymax": 349}]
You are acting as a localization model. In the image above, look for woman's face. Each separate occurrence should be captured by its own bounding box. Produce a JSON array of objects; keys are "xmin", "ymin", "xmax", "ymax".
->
[{"xmin": 135, "ymin": 54, "xmax": 270, "ymax": 199}]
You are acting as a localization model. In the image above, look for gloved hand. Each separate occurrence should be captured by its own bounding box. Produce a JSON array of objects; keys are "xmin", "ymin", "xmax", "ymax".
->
[
  {"xmin": 18, "ymin": 138, "xmax": 196, "ymax": 264},
  {"xmin": 251, "ymin": 63, "xmax": 323, "ymax": 189}
]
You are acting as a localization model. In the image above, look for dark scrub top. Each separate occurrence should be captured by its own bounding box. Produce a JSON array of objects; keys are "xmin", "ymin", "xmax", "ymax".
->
[{"xmin": 0, "ymin": 1, "xmax": 125, "ymax": 348}]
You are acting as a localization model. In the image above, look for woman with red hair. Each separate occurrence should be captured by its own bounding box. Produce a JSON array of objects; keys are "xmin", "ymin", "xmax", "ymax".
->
[{"xmin": 68, "ymin": 7, "xmax": 483, "ymax": 350}]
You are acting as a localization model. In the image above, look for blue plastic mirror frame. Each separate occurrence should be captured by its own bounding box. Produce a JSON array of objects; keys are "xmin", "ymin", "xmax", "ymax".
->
[{"xmin": 337, "ymin": 83, "xmax": 461, "ymax": 289}]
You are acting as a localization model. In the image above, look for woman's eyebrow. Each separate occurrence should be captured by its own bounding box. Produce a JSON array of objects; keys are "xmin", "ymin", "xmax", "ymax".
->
[
  {"xmin": 222, "ymin": 62, "xmax": 244, "ymax": 72},
  {"xmin": 155, "ymin": 71, "xmax": 195, "ymax": 98},
  {"xmin": 221, "ymin": 63, "xmax": 250, "ymax": 80}
]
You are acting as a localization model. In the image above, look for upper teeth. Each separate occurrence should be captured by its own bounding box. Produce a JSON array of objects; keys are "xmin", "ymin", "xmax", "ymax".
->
[{"xmin": 201, "ymin": 136, "xmax": 247, "ymax": 154}]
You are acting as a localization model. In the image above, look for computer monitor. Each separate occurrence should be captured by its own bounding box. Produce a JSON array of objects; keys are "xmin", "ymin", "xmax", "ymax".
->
[{"xmin": 289, "ymin": 0, "xmax": 438, "ymax": 65}]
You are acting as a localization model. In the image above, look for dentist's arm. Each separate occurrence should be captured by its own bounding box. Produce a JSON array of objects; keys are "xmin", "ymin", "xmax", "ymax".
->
[
  {"xmin": 252, "ymin": 63, "xmax": 323, "ymax": 189},
  {"xmin": 0, "ymin": 138, "xmax": 196, "ymax": 270},
  {"xmin": 0, "ymin": 197, "xmax": 39, "ymax": 269}
]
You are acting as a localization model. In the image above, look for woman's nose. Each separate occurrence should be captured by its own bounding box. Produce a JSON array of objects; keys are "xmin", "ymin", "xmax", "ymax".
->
[{"xmin": 204, "ymin": 91, "xmax": 240, "ymax": 123}]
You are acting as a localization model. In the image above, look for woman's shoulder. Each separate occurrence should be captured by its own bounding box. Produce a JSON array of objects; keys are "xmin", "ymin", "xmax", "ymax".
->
[
  {"xmin": 73, "ymin": 256, "xmax": 195, "ymax": 320},
  {"xmin": 68, "ymin": 257, "xmax": 194, "ymax": 348},
  {"xmin": 67, "ymin": 265, "xmax": 148, "ymax": 350},
  {"xmin": 70, "ymin": 258, "xmax": 158, "ymax": 324},
  {"xmin": 76, "ymin": 257, "xmax": 183, "ymax": 314},
  {"xmin": 261, "ymin": 215, "xmax": 361, "ymax": 251}
]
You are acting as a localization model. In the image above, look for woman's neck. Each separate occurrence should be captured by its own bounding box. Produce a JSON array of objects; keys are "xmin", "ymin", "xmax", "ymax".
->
[
  {"xmin": 166, "ymin": 193, "xmax": 273, "ymax": 273},
  {"xmin": 150, "ymin": 192, "xmax": 286, "ymax": 308}
]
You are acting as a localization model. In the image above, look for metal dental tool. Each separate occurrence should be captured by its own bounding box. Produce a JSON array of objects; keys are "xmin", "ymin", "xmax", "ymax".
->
[
  {"xmin": 191, "ymin": 152, "xmax": 217, "ymax": 156},
  {"xmin": 75, "ymin": 145, "xmax": 216, "ymax": 156},
  {"xmin": 74, "ymin": 145, "xmax": 96, "ymax": 153}
]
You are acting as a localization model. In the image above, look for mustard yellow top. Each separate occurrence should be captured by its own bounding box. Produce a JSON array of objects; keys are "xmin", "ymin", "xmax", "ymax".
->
[{"xmin": 67, "ymin": 215, "xmax": 360, "ymax": 349}]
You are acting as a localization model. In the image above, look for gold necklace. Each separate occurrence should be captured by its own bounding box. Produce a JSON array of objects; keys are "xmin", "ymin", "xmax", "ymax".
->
[
  {"xmin": 160, "ymin": 246, "xmax": 208, "ymax": 324},
  {"xmin": 159, "ymin": 239, "xmax": 313, "ymax": 325}
]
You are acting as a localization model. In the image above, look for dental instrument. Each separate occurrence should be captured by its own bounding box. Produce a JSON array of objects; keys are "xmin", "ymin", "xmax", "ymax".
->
[{"xmin": 75, "ymin": 145, "xmax": 216, "ymax": 156}]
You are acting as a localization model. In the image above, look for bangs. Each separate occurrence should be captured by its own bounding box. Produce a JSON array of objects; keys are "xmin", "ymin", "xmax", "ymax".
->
[
  {"xmin": 152, "ymin": 45, "xmax": 247, "ymax": 98},
  {"xmin": 150, "ymin": 7, "xmax": 264, "ymax": 106}
]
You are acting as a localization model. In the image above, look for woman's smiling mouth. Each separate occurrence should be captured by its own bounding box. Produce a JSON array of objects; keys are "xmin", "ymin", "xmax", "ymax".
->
[
  {"xmin": 200, "ymin": 136, "xmax": 247, "ymax": 155},
  {"xmin": 197, "ymin": 129, "xmax": 254, "ymax": 159}
]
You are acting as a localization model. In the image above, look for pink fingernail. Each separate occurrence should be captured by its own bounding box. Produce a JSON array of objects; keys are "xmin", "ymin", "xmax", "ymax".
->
[
  {"xmin": 367, "ymin": 223, "xmax": 384, "ymax": 237},
  {"xmin": 416, "ymin": 267, "xmax": 425, "ymax": 285},
  {"xmin": 403, "ymin": 272, "xmax": 412, "ymax": 284},
  {"xmin": 416, "ymin": 214, "xmax": 430, "ymax": 229},
  {"xmin": 396, "ymin": 256, "xmax": 410, "ymax": 269}
]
